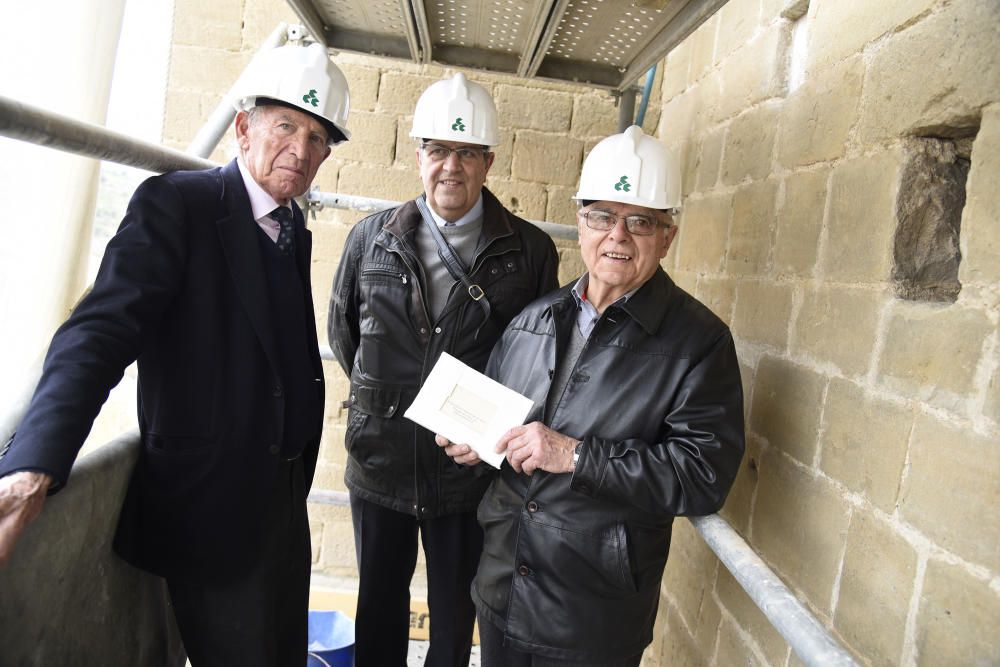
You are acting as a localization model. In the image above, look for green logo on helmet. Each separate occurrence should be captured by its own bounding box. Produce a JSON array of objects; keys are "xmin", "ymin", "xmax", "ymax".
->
[
  {"xmin": 451, "ymin": 117, "xmax": 466, "ymax": 132},
  {"xmin": 302, "ymin": 89, "xmax": 319, "ymax": 107},
  {"xmin": 614, "ymin": 175, "xmax": 631, "ymax": 192}
]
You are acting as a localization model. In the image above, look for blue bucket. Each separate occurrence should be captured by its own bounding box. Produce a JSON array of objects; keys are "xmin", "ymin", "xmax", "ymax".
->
[{"xmin": 307, "ymin": 610, "xmax": 355, "ymax": 667}]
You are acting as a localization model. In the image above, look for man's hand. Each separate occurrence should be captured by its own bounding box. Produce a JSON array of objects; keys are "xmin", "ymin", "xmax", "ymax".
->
[
  {"xmin": 435, "ymin": 434, "xmax": 483, "ymax": 466},
  {"xmin": 0, "ymin": 471, "xmax": 53, "ymax": 566},
  {"xmin": 499, "ymin": 422, "xmax": 577, "ymax": 476}
]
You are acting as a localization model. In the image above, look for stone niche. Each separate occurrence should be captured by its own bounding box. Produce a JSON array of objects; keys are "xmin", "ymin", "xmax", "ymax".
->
[{"xmin": 891, "ymin": 136, "xmax": 973, "ymax": 303}]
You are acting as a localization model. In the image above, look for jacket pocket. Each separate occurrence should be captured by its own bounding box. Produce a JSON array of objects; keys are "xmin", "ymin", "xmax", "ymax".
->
[{"xmin": 348, "ymin": 382, "xmax": 402, "ymax": 419}]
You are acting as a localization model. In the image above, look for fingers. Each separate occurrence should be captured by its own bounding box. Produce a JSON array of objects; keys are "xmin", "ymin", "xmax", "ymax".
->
[
  {"xmin": 0, "ymin": 472, "xmax": 51, "ymax": 567},
  {"xmin": 435, "ymin": 435, "xmax": 482, "ymax": 465}
]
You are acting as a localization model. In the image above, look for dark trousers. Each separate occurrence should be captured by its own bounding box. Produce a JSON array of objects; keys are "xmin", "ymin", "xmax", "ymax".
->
[
  {"xmin": 350, "ymin": 493, "xmax": 483, "ymax": 667},
  {"xmin": 166, "ymin": 457, "xmax": 311, "ymax": 667},
  {"xmin": 478, "ymin": 614, "xmax": 643, "ymax": 667}
]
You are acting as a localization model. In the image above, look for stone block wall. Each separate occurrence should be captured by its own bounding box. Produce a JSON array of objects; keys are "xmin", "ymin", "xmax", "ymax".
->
[
  {"xmin": 652, "ymin": 0, "xmax": 999, "ymax": 665},
  {"xmin": 164, "ymin": 0, "xmax": 655, "ymax": 579}
]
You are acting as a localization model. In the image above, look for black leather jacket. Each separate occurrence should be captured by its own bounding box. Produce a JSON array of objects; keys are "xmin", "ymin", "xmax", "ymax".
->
[
  {"xmin": 473, "ymin": 269, "xmax": 745, "ymax": 661},
  {"xmin": 328, "ymin": 188, "xmax": 559, "ymax": 518}
]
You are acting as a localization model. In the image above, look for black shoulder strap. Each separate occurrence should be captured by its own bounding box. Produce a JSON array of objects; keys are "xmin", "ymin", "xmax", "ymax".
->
[{"xmin": 414, "ymin": 196, "xmax": 492, "ymax": 337}]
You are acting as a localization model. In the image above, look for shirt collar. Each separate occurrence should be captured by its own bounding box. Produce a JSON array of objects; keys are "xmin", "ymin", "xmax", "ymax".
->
[
  {"xmin": 570, "ymin": 273, "xmax": 639, "ymax": 311},
  {"xmin": 425, "ymin": 193, "xmax": 484, "ymax": 228},
  {"xmin": 237, "ymin": 156, "xmax": 285, "ymax": 222}
]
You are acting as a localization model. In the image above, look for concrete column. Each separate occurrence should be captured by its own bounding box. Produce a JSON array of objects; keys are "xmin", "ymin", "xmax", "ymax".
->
[{"xmin": 0, "ymin": 0, "xmax": 127, "ymax": 404}]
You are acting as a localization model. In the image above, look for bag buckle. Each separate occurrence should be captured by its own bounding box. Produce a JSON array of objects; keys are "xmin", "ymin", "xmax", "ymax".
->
[{"xmin": 468, "ymin": 284, "xmax": 485, "ymax": 301}]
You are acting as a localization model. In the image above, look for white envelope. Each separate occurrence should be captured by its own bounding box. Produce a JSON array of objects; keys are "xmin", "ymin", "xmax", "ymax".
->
[{"xmin": 404, "ymin": 352, "xmax": 534, "ymax": 468}]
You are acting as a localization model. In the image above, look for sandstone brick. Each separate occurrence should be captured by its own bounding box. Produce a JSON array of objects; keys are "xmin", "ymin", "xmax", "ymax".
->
[
  {"xmin": 317, "ymin": 506, "xmax": 357, "ymax": 572},
  {"xmin": 659, "ymin": 81, "xmax": 715, "ymax": 147},
  {"xmin": 240, "ymin": 0, "xmax": 299, "ymax": 49},
  {"xmin": 484, "ymin": 178, "xmax": 546, "ymax": 221},
  {"xmin": 510, "ymin": 130, "xmax": 582, "ymax": 186},
  {"xmin": 168, "ymin": 45, "xmax": 249, "ymax": 95},
  {"xmin": 557, "ymin": 246, "xmax": 585, "ymax": 285},
  {"xmin": 336, "ymin": 163, "xmax": 421, "ymax": 202},
  {"xmin": 308, "ymin": 157, "xmax": 340, "ymax": 198},
  {"xmin": 662, "ymin": 39, "xmax": 692, "ymax": 102},
  {"xmin": 822, "ymin": 151, "xmax": 900, "ymax": 283},
  {"xmin": 959, "ymin": 106, "xmax": 1000, "ymax": 286},
  {"xmin": 570, "ymin": 93, "xmax": 619, "ymax": 138},
  {"xmin": 857, "ymin": 0, "xmax": 1000, "ymax": 144},
  {"xmin": 752, "ymin": 448, "xmax": 850, "ymax": 611},
  {"xmin": 808, "ymin": 0, "xmax": 935, "ymax": 75},
  {"xmin": 900, "ymin": 415, "xmax": 1000, "ymax": 570},
  {"xmin": 172, "ymin": 0, "xmax": 244, "ymax": 50},
  {"xmin": 727, "ymin": 179, "xmax": 778, "ymax": 276},
  {"xmin": 662, "ymin": 520, "xmax": 719, "ymax": 625},
  {"xmin": 732, "ymin": 281, "xmax": 794, "ymax": 351},
  {"xmin": 488, "ymin": 130, "xmax": 515, "ymax": 179},
  {"xmin": 716, "ymin": 24, "xmax": 790, "ymax": 121},
  {"xmin": 694, "ymin": 277, "xmax": 736, "ymax": 325},
  {"xmin": 394, "ymin": 122, "xmax": 417, "ymax": 167},
  {"xmin": 719, "ymin": 434, "xmax": 760, "ymax": 534},
  {"xmin": 878, "ymin": 304, "xmax": 991, "ymax": 407},
  {"xmin": 819, "ymin": 378, "xmax": 912, "ymax": 511},
  {"xmin": 835, "ymin": 510, "xmax": 917, "ymax": 663},
  {"xmin": 689, "ymin": 15, "xmax": 719, "ymax": 84},
  {"xmin": 986, "ymin": 363, "xmax": 1000, "ymax": 427},
  {"xmin": 339, "ymin": 63, "xmax": 380, "ymax": 112},
  {"xmin": 545, "ymin": 185, "xmax": 578, "ymax": 228},
  {"xmin": 496, "ymin": 85, "xmax": 572, "ymax": 133},
  {"xmin": 677, "ymin": 140, "xmax": 697, "ymax": 200},
  {"xmin": 332, "ymin": 111, "xmax": 396, "ymax": 165},
  {"xmin": 777, "ymin": 56, "xmax": 863, "ymax": 168},
  {"xmin": 656, "ymin": 604, "xmax": 705, "ymax": 667},
  {"xmin": 714, "ymin": 619, "xmax": 769, "ymax": 667},
  {"xmin": 916, "ymin": 559, "xmax": 1000, "ymax": 665},
  {"xmin": 674, "ymin": 194, "xmax": 732, "ymax": 274},
  {"xmin": 161, "ymin": 89, "xmax": 222, "ymax": 145},
  {"xmin": 377, "ymin": 72, "xmax": 438, "ymax": 115},
  {"xmin": 750, "ymin": 356, "xmax": 826, "ymax": 464},
  {"xmin": 792, "ymin": 285, "xmax": 882, "ymax": 376},
  {"xmin": 721, "ymin": 103, "xmax": 780, "ymax": 185},
  {"xmin": 773, "ymin": 168, "xmax": 829, "ymax": 277},
  {"xmin": 715, "ymin": 0, "xmax": 763, "ymax": 63},
  {"xmin": 694, "ymin": 128, "xmax": 725, "ymax": 191},
  {"xmin": 716, "ymin": 566, "xmax": 790, "ymax": 665}
]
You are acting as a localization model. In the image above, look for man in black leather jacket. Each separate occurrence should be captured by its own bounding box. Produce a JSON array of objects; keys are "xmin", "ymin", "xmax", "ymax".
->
[
  {"xmin": 328, "ymin": 72, "xmax": 559, "ymax": 666},
  {"xmin": 438, "ymin": 126, "xmax": 745, "ymax": 665}
]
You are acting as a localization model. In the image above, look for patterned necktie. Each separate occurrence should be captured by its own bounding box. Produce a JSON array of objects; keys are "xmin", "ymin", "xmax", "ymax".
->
[{"xmin": 270, "ymin": 206, "xmax": 295, "ymax": 256}]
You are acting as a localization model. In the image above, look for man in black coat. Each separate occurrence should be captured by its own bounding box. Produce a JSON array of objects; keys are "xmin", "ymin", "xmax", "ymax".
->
[
  {"xmin": 438, "ymin": 127, "xmax": 745, "ymax": 665},
  {"xmin": 0, "ymin": 42, "xmax": 350, "ymax": 665}
]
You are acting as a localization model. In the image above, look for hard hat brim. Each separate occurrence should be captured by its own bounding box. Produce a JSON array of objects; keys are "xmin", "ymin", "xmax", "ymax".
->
[{"xmin": 252, "ymin": 96, "xmax": 349, "ymax": 145}]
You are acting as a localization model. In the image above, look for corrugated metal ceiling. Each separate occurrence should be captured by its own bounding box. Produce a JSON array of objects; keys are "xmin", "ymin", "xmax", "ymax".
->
[{"xmin": 285, "ymin": 0, "xmax": 729, "ymax": 91}]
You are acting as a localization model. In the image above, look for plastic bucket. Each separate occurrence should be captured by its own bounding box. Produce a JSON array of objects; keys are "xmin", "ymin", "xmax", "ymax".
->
[{"xmin": 306, "ymin": 610, "xmax": 355, "ymax": 667}]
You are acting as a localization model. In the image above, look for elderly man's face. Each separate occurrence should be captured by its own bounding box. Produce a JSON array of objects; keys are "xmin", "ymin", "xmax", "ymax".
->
[
  {"xmin": 236, "ymin": 105, "xmax": 332, "ymax": 204},
  {"xmin": 417, "ymin": 141, "xmax": 495, "ymax": 222},
  {"xmin": 577, "ymin": 201, "xmax": 677, "ymax": 310}
]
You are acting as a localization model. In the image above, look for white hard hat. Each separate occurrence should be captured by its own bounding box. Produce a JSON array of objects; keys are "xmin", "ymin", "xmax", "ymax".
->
[
  {"xmin": 410, "ymin": 72, "xmax": 499, "ymax": 146},
  {"xmin": 574, "ymin": 125, "xmax": 681, "ymax": 212},
  {"xmin": 231, "ymin": 42, "xmax": 351, "ymax": 145}
]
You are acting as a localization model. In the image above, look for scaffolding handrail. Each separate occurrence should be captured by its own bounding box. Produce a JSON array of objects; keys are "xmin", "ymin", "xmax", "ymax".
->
[{"xmin": 0, "ymin": 94, "xmax": 856, "ymax": 667}]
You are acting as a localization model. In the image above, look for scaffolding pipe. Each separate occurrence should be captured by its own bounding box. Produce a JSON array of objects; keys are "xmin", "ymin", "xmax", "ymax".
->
[
  {"xmin": 690, "ymin": 514, "xmax": 858, "ymax": 667},
  {"xmin": 617, "ymin": 87, "xmax": 637, "ymax": 133},
  {"xmin": 0, "ymin": 94, "xmax": 215, "ymax": 174},
  {"xmin": 186, "ymin": 23, "xmax": 292, "ymax": 158},
  {"xmin": 307, "ymin": 189, "xmax": 580, "ymax": 241}
]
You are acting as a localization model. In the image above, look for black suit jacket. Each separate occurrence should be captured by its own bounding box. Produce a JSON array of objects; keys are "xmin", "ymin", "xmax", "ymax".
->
[{"xmin": 0, "ymin": 159, "xmax": 325, "ymax": 581}]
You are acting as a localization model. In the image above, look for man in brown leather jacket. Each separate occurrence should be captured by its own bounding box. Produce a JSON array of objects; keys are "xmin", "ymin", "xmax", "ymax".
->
[{"xmin": 438, "ymin": 126, "xmax": 745, "ymax": 666}]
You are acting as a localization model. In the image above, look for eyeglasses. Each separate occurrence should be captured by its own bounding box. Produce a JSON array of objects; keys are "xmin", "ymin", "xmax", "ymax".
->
[
  {"xmin": 578, "ymin": 209, "xmax": 666, "ymax": 236},
  {"xmin": 421, "ymin": 143, "xmax": 491, "ymax": 163}
]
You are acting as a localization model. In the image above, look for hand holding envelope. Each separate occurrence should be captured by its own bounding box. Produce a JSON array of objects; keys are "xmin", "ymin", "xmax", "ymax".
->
[{"xmin": 404, "ymin": 353, "xmax": 534, "ymax": 468}]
